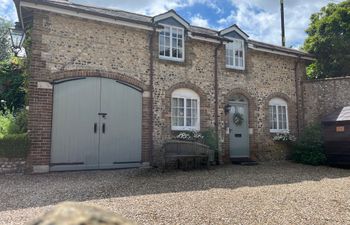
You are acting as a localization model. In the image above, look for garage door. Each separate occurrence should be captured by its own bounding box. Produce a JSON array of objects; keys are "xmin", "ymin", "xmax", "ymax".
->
[{"xmin": 50, "ymin": 77, "xmax": 142, "ymax": 171}]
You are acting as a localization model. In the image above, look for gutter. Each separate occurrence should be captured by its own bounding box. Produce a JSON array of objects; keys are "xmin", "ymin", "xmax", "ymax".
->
[
  {"xmin": 214, "ymin": 41, "xmax": 223, "ymax": 164},
  {"xmin": 294, "ymin": 56, "xmax": 301, "ymax": 136}
]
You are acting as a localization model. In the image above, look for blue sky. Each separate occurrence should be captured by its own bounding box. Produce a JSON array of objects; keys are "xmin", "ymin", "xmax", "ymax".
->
[{"xmin": 0, "ymin": 0, "xmax": 342, "ymax": 48}]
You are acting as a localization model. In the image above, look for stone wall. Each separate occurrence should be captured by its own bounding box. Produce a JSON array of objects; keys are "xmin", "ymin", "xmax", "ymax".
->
[
  {"xmin": 302, "ymin": 76, "xmax": 350, "ymax": 125},
  {"xmin": 0, "ymin": 158, "xmax": 26, "ymax": 174},
  {"xmin": 27, "ymin": 10, "xmax": 308, "ymax": 171},
  {"xmin": 217, "ymin": 48, "xmax": 305, "ymax": 161}
]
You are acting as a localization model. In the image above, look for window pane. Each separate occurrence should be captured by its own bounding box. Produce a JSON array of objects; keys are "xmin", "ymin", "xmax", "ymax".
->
[
  {"xmin": 178, "ymin": 49, "xmax": 183, "ymax": 58},
  {"xmin": 165, "ymin": 47, "xmax": 170, "ymax": 57},
  {"xmin": 165, "ymin": 36, "xmax": 170, "ymax": 46},
  {"xmin": 165, "ymin": 27, "xmax": 170, "ymax": 35},
  {"xmin": 269, "ymin": 106, "xmax": 273, "ymax": 129},
  {"xmin": 282, "ymin": 106, "xmax": 287, "ymax": 129},
  {"xmin": 178, "ymin": 98, "xmax": 184, "ymax": 107},
  {"xmin": 273, "ymin": 106, "xmax": 277, "ymax": 129},
  {"xmin": 178, "ymin": 39, "xmax": 182, "ymax": 48},
  {"xmin": 172, "ymin": 48, "xmax": 177, "ymax": 58},
  {"xmin": 278, "ymin": 106, "xmax": 283, "ymax": 129},
  {"xmin": 186, "ymin": 118, "xmax": 191, "ymax": 126}
]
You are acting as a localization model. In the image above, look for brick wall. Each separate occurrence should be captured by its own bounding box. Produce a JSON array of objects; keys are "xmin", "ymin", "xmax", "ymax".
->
[{"xmin": 27, "ymin": 10, "xmax": 308, "ymax": 171}]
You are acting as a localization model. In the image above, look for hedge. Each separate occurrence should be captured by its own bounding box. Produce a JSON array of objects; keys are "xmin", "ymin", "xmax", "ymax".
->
[{"xmin": 0, "ymin": 133, "xmax": 29, "ymax": 158}]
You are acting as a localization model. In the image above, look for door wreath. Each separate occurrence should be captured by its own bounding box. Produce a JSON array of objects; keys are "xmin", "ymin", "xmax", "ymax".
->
[{"xmin": 232, "ymin": 112, "xmax": 244, "ymax": 126}]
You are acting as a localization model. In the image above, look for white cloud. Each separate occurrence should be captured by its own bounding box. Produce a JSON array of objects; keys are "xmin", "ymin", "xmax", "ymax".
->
[
  {"xmin": 0, "ymin": 0, "xmax": 17, "ymax": 21},
  {"xmin": 218, "ymin": 0, "xmax": 343, "ymax": 47},
  {"xmin": 190, "ymin": 14, "xmax": 209, "ymax": 28}
]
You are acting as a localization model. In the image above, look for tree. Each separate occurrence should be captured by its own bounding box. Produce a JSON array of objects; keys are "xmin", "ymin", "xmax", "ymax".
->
[
  {"xmin": 0, "ymin": 18, "xmax": 12, "ymax": 61},
  {"xmin": 304, "ymin": 0, "xmax": 350, "ymax": 79},
  {"xmin": 0, "ymin": 57, "xmax": 27, "ymax": 112}
]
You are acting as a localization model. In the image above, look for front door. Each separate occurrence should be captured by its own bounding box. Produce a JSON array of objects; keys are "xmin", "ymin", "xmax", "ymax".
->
[
  {"xmin": 229, "ymin": 97, "xmax": 250, "ymax": 158},
  {"xmin": 51, "ymin": 77, "xmax": 142, "ymax": 171}
]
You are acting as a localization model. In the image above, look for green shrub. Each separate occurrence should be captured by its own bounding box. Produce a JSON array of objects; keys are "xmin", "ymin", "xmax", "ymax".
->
[
  {"xmin": 201, "ymin": 128, "xmax": 219, "ymax": 163},
  {"xmin": 201, "ymin": 128, "xmax": 218, "ymax": 152},
  {"xmin": 0, "ymin": 133, "xmax": 29, "ymax": 158},
  {"xmin": 8, "ymin": 109, "xmax": 27, "ymax": 134},
  {"xmin": 0, "ymin": 109, "xmax": 27, "ymax": 137},
  {"xmin": 292, "ymin": 124, "xmax": 326, "ymax": 165},
  {"xmin": 0, "ymin": 110, "xmax": 14, "ymax": 138}
]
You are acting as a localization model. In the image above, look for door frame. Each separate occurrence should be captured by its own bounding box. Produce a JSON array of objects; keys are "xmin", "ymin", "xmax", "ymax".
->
[
  {"xmin": 50, "ymin": 76, "xmax": 144, "ymax": 171},
  {"xmin": 224, "ymin": 90, "xmax": 254, "ymax": 161}
]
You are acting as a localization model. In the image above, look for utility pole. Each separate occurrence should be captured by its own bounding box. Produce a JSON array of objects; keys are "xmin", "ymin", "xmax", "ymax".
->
[{"xmin": 280, "ymin": 0, "xmax": 286, "ymax": 46}]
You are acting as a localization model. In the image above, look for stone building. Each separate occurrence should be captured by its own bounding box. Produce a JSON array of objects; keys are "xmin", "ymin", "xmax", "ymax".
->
[{"xmin": 14, "ymin": 0, "xmax": 313, "ymax": 173}]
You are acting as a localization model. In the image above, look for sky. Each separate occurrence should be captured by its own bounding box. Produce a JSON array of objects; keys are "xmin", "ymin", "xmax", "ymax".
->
[{"xmin": 0, "ymin": 0, "xmax": 342, "ymax": 48}]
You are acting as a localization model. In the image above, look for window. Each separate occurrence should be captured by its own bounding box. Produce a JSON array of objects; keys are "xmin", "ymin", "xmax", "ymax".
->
[
  {"xmin": 159, "ymin": 25, "xmax": 184, "ymax": 61},
  {"xmin": 226, "ymin": 38, "xmax": 245, "ymax": 69},
  {"xmin": 269, "ymin": 98, "xmax": 288, "ymax": 133},
  {"xmin": 171, "ymin": 88, "xmax": 200, "ymax": 130}
]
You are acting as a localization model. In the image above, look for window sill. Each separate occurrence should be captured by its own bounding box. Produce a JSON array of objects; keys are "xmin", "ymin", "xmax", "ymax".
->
[
  {"xmin": 159, "ymin": 56, "xmax": 185, "ymax": 62},
  {"xmin": 270, "ymin": 129, "xmax": 289, "ymax": 134},
  {"xmin": 172, "ymin": 126, "xmax": 200, "ymax": 131},
  {"xmin": 226, "ymin": 65, "xmax": 245, "ymax": 70}
]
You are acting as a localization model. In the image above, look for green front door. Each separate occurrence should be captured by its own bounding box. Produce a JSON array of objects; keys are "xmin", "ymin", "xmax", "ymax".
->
[{"xmin": 229, "ymin": 96, "xmax": 250, "ymax": 158}]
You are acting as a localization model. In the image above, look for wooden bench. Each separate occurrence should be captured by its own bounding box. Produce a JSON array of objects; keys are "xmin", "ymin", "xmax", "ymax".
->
[{"xmin": 162, "ymin": 140, "xmax": 212, "ymax": 171}]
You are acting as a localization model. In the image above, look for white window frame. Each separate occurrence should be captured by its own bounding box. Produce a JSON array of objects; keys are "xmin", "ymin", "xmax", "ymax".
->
[
  {"xmin": 225, "ymin": 38, "xmax": 245, "ymax": 70},
  {"xmin": 171, "ymin": 88, "xmax": 200, "ymax": 131},
  {"xmin": 269, "ymin": 98, "xmax": 289, "ymax": 133},
  {"xmin": 159, "ymin": 24, "xmax": 185, "ymax": 62}
]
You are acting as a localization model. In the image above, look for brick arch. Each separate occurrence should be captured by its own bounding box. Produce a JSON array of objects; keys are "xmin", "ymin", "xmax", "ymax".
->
[
  {"xmin": 265, "ymin": 92, "xmax": 291, "ymax": 105},
  {"xmin": 223, "ymin": 88, "xmax": 257, "ymax": 109},
  {"xmin": 264, "ymin": 92, "xmax": 296, "ymax": 135},
  {"xmin": 222, "ymin": 88, "xmax": 257, "ymax": 161},
  {"xmin": 165, "ymin": 82, "xmax": 207, "ymax": 103},
  {"xmin": 51, "ymin": 69, "xmax": 149, "ymax": 91},
  {"xmin": 163, "ymin": 82, "xmax": 210, "ymax": 135}
]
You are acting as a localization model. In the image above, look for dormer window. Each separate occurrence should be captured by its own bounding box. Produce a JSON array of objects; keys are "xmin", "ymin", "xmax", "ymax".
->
[
  {"xmin": 226, "ymin": 39, "xmax": 245, "ymax": 70},
  {"xmin": 159, "ymin": 25, "xmax": 184, "ymax": 61}
]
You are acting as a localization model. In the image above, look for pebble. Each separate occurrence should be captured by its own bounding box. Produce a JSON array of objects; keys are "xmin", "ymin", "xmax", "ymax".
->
[{"xmin": 0, "ymin": 161, "xmax": 350, "ymax": 225}]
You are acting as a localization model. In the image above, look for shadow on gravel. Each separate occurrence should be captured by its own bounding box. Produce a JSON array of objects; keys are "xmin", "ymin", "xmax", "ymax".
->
[{"xmin": 1, "ymin": 161, "xmax": 350, "ymax": 212}]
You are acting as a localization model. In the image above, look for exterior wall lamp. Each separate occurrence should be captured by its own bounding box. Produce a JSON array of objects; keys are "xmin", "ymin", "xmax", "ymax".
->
[{"xmin": 8, "ymin": 22, "xmax": 25, "ymax": 56}]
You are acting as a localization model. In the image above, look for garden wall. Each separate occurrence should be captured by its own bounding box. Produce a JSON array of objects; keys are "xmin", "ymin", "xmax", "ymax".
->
[
  {"xmin": 0, "ymin": 158, "xmax": 26, "ymax": 174},
  {"xmin": 302, "ymin": 76, "xmax": 350, "ymax": 125}
]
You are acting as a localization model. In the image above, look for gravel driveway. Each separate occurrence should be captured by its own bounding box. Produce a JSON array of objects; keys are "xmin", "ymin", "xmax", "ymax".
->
[{"xmin": 1, "ymin": 161, "xmax": 350, "ymax": 225}]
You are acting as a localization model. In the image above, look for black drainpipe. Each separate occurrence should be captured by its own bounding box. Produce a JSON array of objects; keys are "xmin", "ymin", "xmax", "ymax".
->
[
  {"xmin": 214, "ymin": 41, "xmax": 223, "ymax": 164},
  {"xmin": 148, "ymin": 26, "xmax": 156, "ymax": 165},
  {"xmin": 294, "ymin": 56, "xmax": 301, "ymax": 136}
]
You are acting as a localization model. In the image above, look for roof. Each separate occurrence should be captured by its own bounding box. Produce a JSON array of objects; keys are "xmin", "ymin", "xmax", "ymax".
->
[
  {"xmin": 248, "ymin": 39, "xmax": 312, "ymax": 57},
  {"xmin": 322, "ymin": 106, "xmax": 350, "ymax": 123},
  {"xmin": 16, "ymin": 0, "xmax": 313, "ymax": 58}
]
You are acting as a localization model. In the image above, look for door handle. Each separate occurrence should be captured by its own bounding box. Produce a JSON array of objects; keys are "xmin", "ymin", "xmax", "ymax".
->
[
  {"xmin": 94, "ymin": 123, "xmax": 97, "ymax": 133},
  {"xmin": 102, "ymin": 123, "xmax": 106, "ymax": 133}
]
